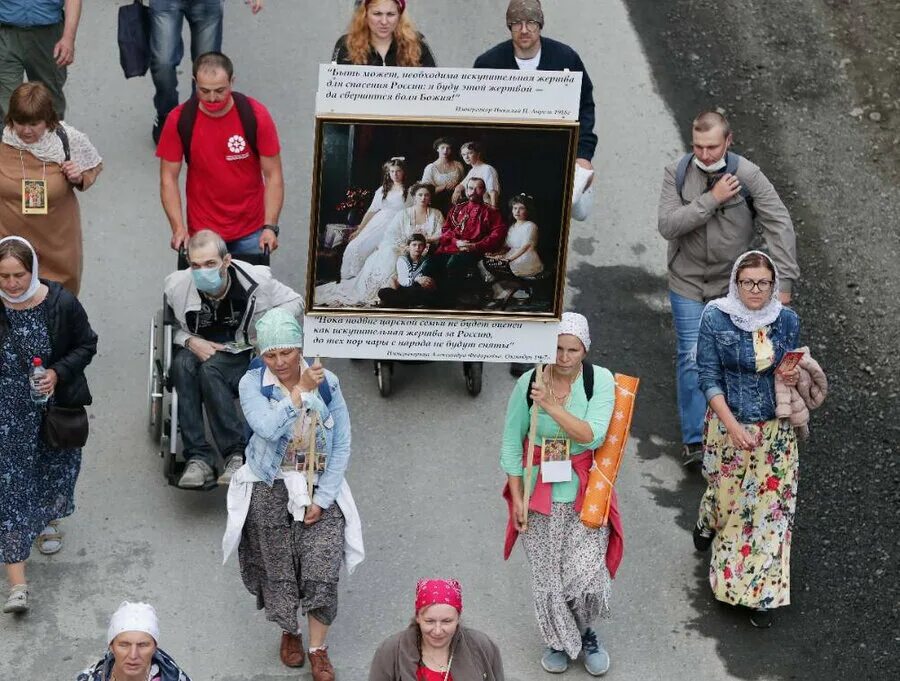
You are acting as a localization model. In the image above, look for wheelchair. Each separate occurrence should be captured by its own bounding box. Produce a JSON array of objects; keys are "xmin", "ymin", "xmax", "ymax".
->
[{"xmin": 146, "ymin": 249, "xmax": 270, "ymax": 490}]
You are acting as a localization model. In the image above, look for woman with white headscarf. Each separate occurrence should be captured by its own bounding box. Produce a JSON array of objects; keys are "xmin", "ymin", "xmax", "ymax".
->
[
  {"xmin": 0, "ymin": 236, "xmax": 97, "ymax": 616},
  {"xmin": 694, "ymin": 250, "xmax": 802, "ymax": 628},
  {"xmin": 0, "ymin": 81, "xmax": 102, "ymax": 295},
  {"xmin": 77, "ymin": 601, "xmax": 191, "ymax": 681},
  {"xmin": 499, "ymin": 312, "xmax": 621, "ymax": 676}
]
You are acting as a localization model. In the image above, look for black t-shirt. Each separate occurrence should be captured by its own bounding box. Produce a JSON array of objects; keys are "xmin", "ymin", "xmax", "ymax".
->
[{"xmin": 185, "ymin": 270, "xmax": 248, "ymax": 342}]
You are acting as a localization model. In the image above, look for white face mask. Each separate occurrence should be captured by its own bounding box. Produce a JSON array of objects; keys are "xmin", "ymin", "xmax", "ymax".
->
[{"xmin": 693, "ymin": 155, "xmax": 727, "ymax": 173}]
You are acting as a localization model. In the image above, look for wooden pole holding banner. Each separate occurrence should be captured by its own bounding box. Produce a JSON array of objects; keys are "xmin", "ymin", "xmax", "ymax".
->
[
  {"xmin": 522, "ymin": 363, "xmax": 544, "ymax": 529},
  {"xmin": 306, "ymin": 357, "xmax": 322, "ymax": 504}
]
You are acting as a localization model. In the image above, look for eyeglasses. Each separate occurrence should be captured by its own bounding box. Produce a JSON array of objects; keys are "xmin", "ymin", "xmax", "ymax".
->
[
  {"xmin": 737, "ymin": 279, "xmax": 774, "ymax": 292},
  {"xmin": 509, "ymin": 20, "xmax": 540, "ymax": 31}
]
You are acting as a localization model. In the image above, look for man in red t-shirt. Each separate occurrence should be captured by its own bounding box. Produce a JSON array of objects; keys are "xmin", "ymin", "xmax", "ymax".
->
[{"xmin": 157, "ymin": 51, "xmax": 283, "ymax": 254}]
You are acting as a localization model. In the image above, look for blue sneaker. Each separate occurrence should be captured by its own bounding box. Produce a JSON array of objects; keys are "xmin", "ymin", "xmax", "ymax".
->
[
  {"xmin": 540, "ymin": 647, "xmax": 569, "ymax": 673},
  {"xmin": 581, "ymin": 628, "xmax": 610, "ymax": 676}
]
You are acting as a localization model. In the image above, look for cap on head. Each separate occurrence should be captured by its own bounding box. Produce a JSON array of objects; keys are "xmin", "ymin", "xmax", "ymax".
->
[
  {"xmin": 558, "ymin": 311, "xmax": 591, "ymax": 352},
  {"xmin": 506, "ymin": 0, "xmax": 544, "ymax": 27},
  {"xmin": 255, "ymin": 308, "xmax": 303, "ymax": 354},
  {"xmin": 107, "ymin": 601, "xmax": 160, "ymax": 645}
]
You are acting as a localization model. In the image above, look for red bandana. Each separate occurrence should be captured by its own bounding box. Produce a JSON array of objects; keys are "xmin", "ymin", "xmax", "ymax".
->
[{"xmin": 415, "ymin": 579, "xmax": 462, "ymax": 613}]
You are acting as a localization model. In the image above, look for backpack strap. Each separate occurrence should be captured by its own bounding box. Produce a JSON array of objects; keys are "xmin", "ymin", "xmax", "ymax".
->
[
  {"xmin": 176, "ymin": 92, "xmax": 259, "ymax": 165},
  {"xmin": 582, "ymin": 360, "xmax": 594, "ymax": 400},
  {"xmin": 176, "ymin": 96, "xmax": 201, "ymax": 165},
  {"xmin": 54, "ymin": 126, "xmax": 70, "ymax": 162},
  {"xmin": 674, "ymin": 153, "xmax": 693, "ymax": 203},
  {"xmin": 725, "ymin": 152, "xmax": 756, "ymax": 221},
  {"xmin": 526, "ymin": 361, "xmax": 594, "ymax": 409},
  {"xmin": 231, "ymin": 92, "xmax": 259, "ymax": 159}
]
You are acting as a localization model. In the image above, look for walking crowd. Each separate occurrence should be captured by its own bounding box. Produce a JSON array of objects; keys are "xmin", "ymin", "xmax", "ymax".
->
[{"xmin": 0, "ymin": 1, "xmax": 828, "ymax": 680}]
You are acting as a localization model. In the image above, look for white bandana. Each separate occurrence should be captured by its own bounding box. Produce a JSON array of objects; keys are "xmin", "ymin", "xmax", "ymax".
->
[
  {"xmin": 558, "ymin": 311, "xmax": 591, "ymax": 351},
  {"xmin": 0, "ymin": 236, "xmax": 40, "ymax": 303},
  {"xmin": 2, "ymin": 122, "xmax": 102, "ymax": 170},
  {"xmin": 107, "ymin": 601, "xmax": 160, "ymax": 645},
  {"xmin": 705, "ymin": 250, "xmax": 783, "ymax": 332}
]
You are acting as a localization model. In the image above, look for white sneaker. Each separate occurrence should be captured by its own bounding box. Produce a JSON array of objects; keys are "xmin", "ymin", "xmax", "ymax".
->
[
  {"xmin": 178, "ymin": 460, "xmax": 215, "ymax": 488},
  {"xmin": 217, "ymin": 454, "xmax": 244, "ymax": 486},
  {"xmin": 3, "ymin": 585, "xmax": 28, "ymax": 614}
]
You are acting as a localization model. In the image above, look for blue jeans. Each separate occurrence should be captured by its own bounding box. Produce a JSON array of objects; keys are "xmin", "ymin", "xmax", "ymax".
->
[
  {"xmin": 149, "ymin": 0, "xmax": 224, "ymax": 120},
  {"xmin": 669, "ymin": 290, "xmax": 707, "ymax": 445},
  {"xmin": 171, "ymin": 347, "xmax": 248, "ymax": 470},
  {"xmin": 226, "ymin": 228, "xmax": 264, "ymax": 255}
]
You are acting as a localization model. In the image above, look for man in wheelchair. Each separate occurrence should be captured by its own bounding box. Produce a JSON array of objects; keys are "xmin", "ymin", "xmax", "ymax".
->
[{"xmin": 164, "ymin": 230, "xmax": 303, "ymax": 488}]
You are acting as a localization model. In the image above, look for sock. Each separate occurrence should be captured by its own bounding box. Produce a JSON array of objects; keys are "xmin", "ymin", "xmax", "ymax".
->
[{"xmin": 309, "ymin": 646, "xmax": 326, "ymax": 654}]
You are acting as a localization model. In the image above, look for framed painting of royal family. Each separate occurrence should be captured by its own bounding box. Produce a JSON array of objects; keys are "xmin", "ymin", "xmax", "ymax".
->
[{"xmin": 305, "ymin": 116, "xmax": 578, "ymax": 320}]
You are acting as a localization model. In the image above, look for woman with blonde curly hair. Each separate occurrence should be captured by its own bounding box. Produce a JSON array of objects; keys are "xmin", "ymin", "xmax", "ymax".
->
[{"xmin": 332, "ymin": 0, "xmax": 436, "ymax": 67}]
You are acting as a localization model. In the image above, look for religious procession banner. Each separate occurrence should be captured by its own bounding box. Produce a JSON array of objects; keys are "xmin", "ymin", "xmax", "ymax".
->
[{"xmin": 303, "ymin": 64, "xmax": 582, "ymax": 363}]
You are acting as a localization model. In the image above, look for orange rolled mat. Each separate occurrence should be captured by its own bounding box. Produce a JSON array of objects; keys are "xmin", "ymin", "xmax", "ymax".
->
[{"xmin": 580, "ymin": 373, "xmax": 639, "ymax": 529}]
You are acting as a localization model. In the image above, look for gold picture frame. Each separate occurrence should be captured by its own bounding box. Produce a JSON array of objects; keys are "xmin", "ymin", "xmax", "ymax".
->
[
  {"xmin": 305, "ymin": 115, "xmax": 578, "ymax": 321},
  {"xmin": 21, "ymin": 179, "xmax": 48, "ymax": 215}
]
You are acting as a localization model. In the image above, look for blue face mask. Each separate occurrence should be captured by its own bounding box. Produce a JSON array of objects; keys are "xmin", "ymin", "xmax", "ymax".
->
[{"xmin": 192, "ymin": 265, "xmax": 224, "ymax": 293}]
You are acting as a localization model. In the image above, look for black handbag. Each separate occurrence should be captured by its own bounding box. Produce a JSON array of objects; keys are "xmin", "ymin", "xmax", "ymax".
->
[
  {"xmin": 118, "ymin": 0, "xmax": 151, "ymax": 78},
  {"xmin": 41, "ymin": 405, "xmax": 89, "ymax": 449},
  {"xmin": 6, "ymin": 325, "xmax": 90, "ymax": 449}
]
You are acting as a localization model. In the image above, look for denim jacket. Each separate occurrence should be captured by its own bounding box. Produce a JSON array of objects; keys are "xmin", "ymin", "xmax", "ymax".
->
[
  {"xmin": 238, "ymin": 367, "xmax": 351, "ymax": 509},
  {"xmin": 697, "ymin": 306, "xmax": 801, "ymax": 423}
]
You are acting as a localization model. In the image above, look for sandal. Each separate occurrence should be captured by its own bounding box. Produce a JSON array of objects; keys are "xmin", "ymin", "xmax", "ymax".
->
[
  {"xmin": 36, "ymin": 521, "xmax": 63, "ymax": 555},
  {"xmin": 2, "ymin": 584, "xmax": 28, "ymax": 614}
]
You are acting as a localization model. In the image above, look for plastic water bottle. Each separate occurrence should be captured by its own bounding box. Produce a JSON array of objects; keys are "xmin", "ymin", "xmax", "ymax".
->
[{"xmin": 30, "ymin": 357, "xmax": 49, "ymax": 404}]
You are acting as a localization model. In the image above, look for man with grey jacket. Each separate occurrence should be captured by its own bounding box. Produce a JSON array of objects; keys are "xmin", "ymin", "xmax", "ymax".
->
[
  {"xmin": 658, "ymin": 111, "xmax": 799, "ymax": 466},
  {"xmin": 164, "ymin": 229, "xmax": 303, "ymax": 488}
]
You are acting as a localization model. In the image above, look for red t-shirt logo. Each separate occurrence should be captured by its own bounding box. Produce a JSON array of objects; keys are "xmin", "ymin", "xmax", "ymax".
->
[{"xmin": 227, "ymin": 135, "xmax": 247, "ymax": 154}]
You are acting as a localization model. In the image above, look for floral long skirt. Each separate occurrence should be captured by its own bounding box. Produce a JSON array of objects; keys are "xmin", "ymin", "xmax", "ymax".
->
[
  {"xmin": 698, "ymin": 414, "xmax": 798, "ymax": 609},
  {"xmin": 239, "ymin": 481, "xmax": 345, "ymax": 632},
  {"xmin": 521, "ymin": 502, "xmax": 611, "ymax": 658}
]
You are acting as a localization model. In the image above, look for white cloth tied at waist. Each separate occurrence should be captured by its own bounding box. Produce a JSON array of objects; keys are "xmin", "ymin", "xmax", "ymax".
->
[{"xmin": 222, "ymin": 463, "xmax": 365, "ymax": 575}]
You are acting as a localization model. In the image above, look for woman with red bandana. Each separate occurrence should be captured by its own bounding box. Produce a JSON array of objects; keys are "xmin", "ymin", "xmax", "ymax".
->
[
  {"xmin": 368, "ymin": 579, "xmax": 504, "ymax": 680},
  {"xmin": 500, "ymin": 312, "xmax": 623, "ymax": 676},
  {"xmin": 332, "ymin": 0, "xmax": 437, "ymax": 67}
]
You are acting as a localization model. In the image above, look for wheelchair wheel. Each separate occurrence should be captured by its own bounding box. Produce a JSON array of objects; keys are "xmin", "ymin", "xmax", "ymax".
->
[
  {"xmin": 375, "ymin": 360, "xmax": 393, "ymax": 397},
  {"xmin": 147, "ymin": 309, "xmax": 165, "ymax": 442},
  {"xmin": 463, "ymin": 361, "xmax": 483, "ymax": 396}
]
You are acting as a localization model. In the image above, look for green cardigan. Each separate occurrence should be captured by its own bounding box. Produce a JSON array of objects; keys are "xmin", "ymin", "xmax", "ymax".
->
[{"xmin": 500, "ymin": 364, "xmax": 615, "ymax": 502}]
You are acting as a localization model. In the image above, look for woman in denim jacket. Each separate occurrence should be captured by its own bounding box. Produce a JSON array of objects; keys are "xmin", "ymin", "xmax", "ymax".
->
[
  {"xmin": 694, "ymin": 251, "xmax": 801, "ymax": 629},
  {"xmin": 226, "ymin": 308, "xmax": 359, "ymax": 681}
]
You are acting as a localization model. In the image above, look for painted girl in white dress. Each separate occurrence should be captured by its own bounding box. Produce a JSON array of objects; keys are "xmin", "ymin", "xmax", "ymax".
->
[
  {"xmin": 420, "ymin": 137, "xmax": 464, "ymax": 214},
  {"xmin": 484, "ymin": 193, "xmax": 544, "ymax": 300},
  {"xmin": 338, "ymin": 158, "xmax": 407, "ymax": 281},
  {"xmin": 316, "ymin": 182, "xmax": 443, "ymax": 307},
  {"xmin": 451, "ymin": 141, "xmax": 500, "ymax": 208}
]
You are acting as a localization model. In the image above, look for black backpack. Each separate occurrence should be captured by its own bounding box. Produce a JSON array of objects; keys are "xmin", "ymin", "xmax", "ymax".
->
[
  {"xmin": 675, "ymin": 151, "xmax": 756, "ymax": 221},
  {"xmin": 176, "ymin": 92, "xmax": 259, "ymax": 164},
  {"xmin": 526, "ymin": 361, "xmax": 594, "ymax": 408}
]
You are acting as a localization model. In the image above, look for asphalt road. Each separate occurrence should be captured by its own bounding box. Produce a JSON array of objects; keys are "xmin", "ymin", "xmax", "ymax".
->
[{"xmin": 1, "ymin": 1, "xmax": 896, "ymax": 680}]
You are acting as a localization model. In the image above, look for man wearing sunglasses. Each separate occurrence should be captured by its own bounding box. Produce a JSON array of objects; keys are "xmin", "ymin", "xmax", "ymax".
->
[{"xmin": 658, "ymin": 110, "xmax": 799, "ymax": 466}]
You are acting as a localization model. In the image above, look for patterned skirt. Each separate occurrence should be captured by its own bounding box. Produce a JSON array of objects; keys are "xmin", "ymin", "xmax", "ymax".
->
[
  {"xmin": 521, "ymin": 502, "xmax": 611, "ymax": 659},
  {"xmin": 698, "ymin": 414, "xmax": 798, "ymax": 609},
  {"xmin": 239, "ymin": 480, "xmax": 345, "ymax": 632}
]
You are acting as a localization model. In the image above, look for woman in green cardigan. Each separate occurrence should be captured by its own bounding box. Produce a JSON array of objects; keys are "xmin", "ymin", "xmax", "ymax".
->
[{"xmin": 500, "ymin": 311, "xmax": 617, "ymax": 677}]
